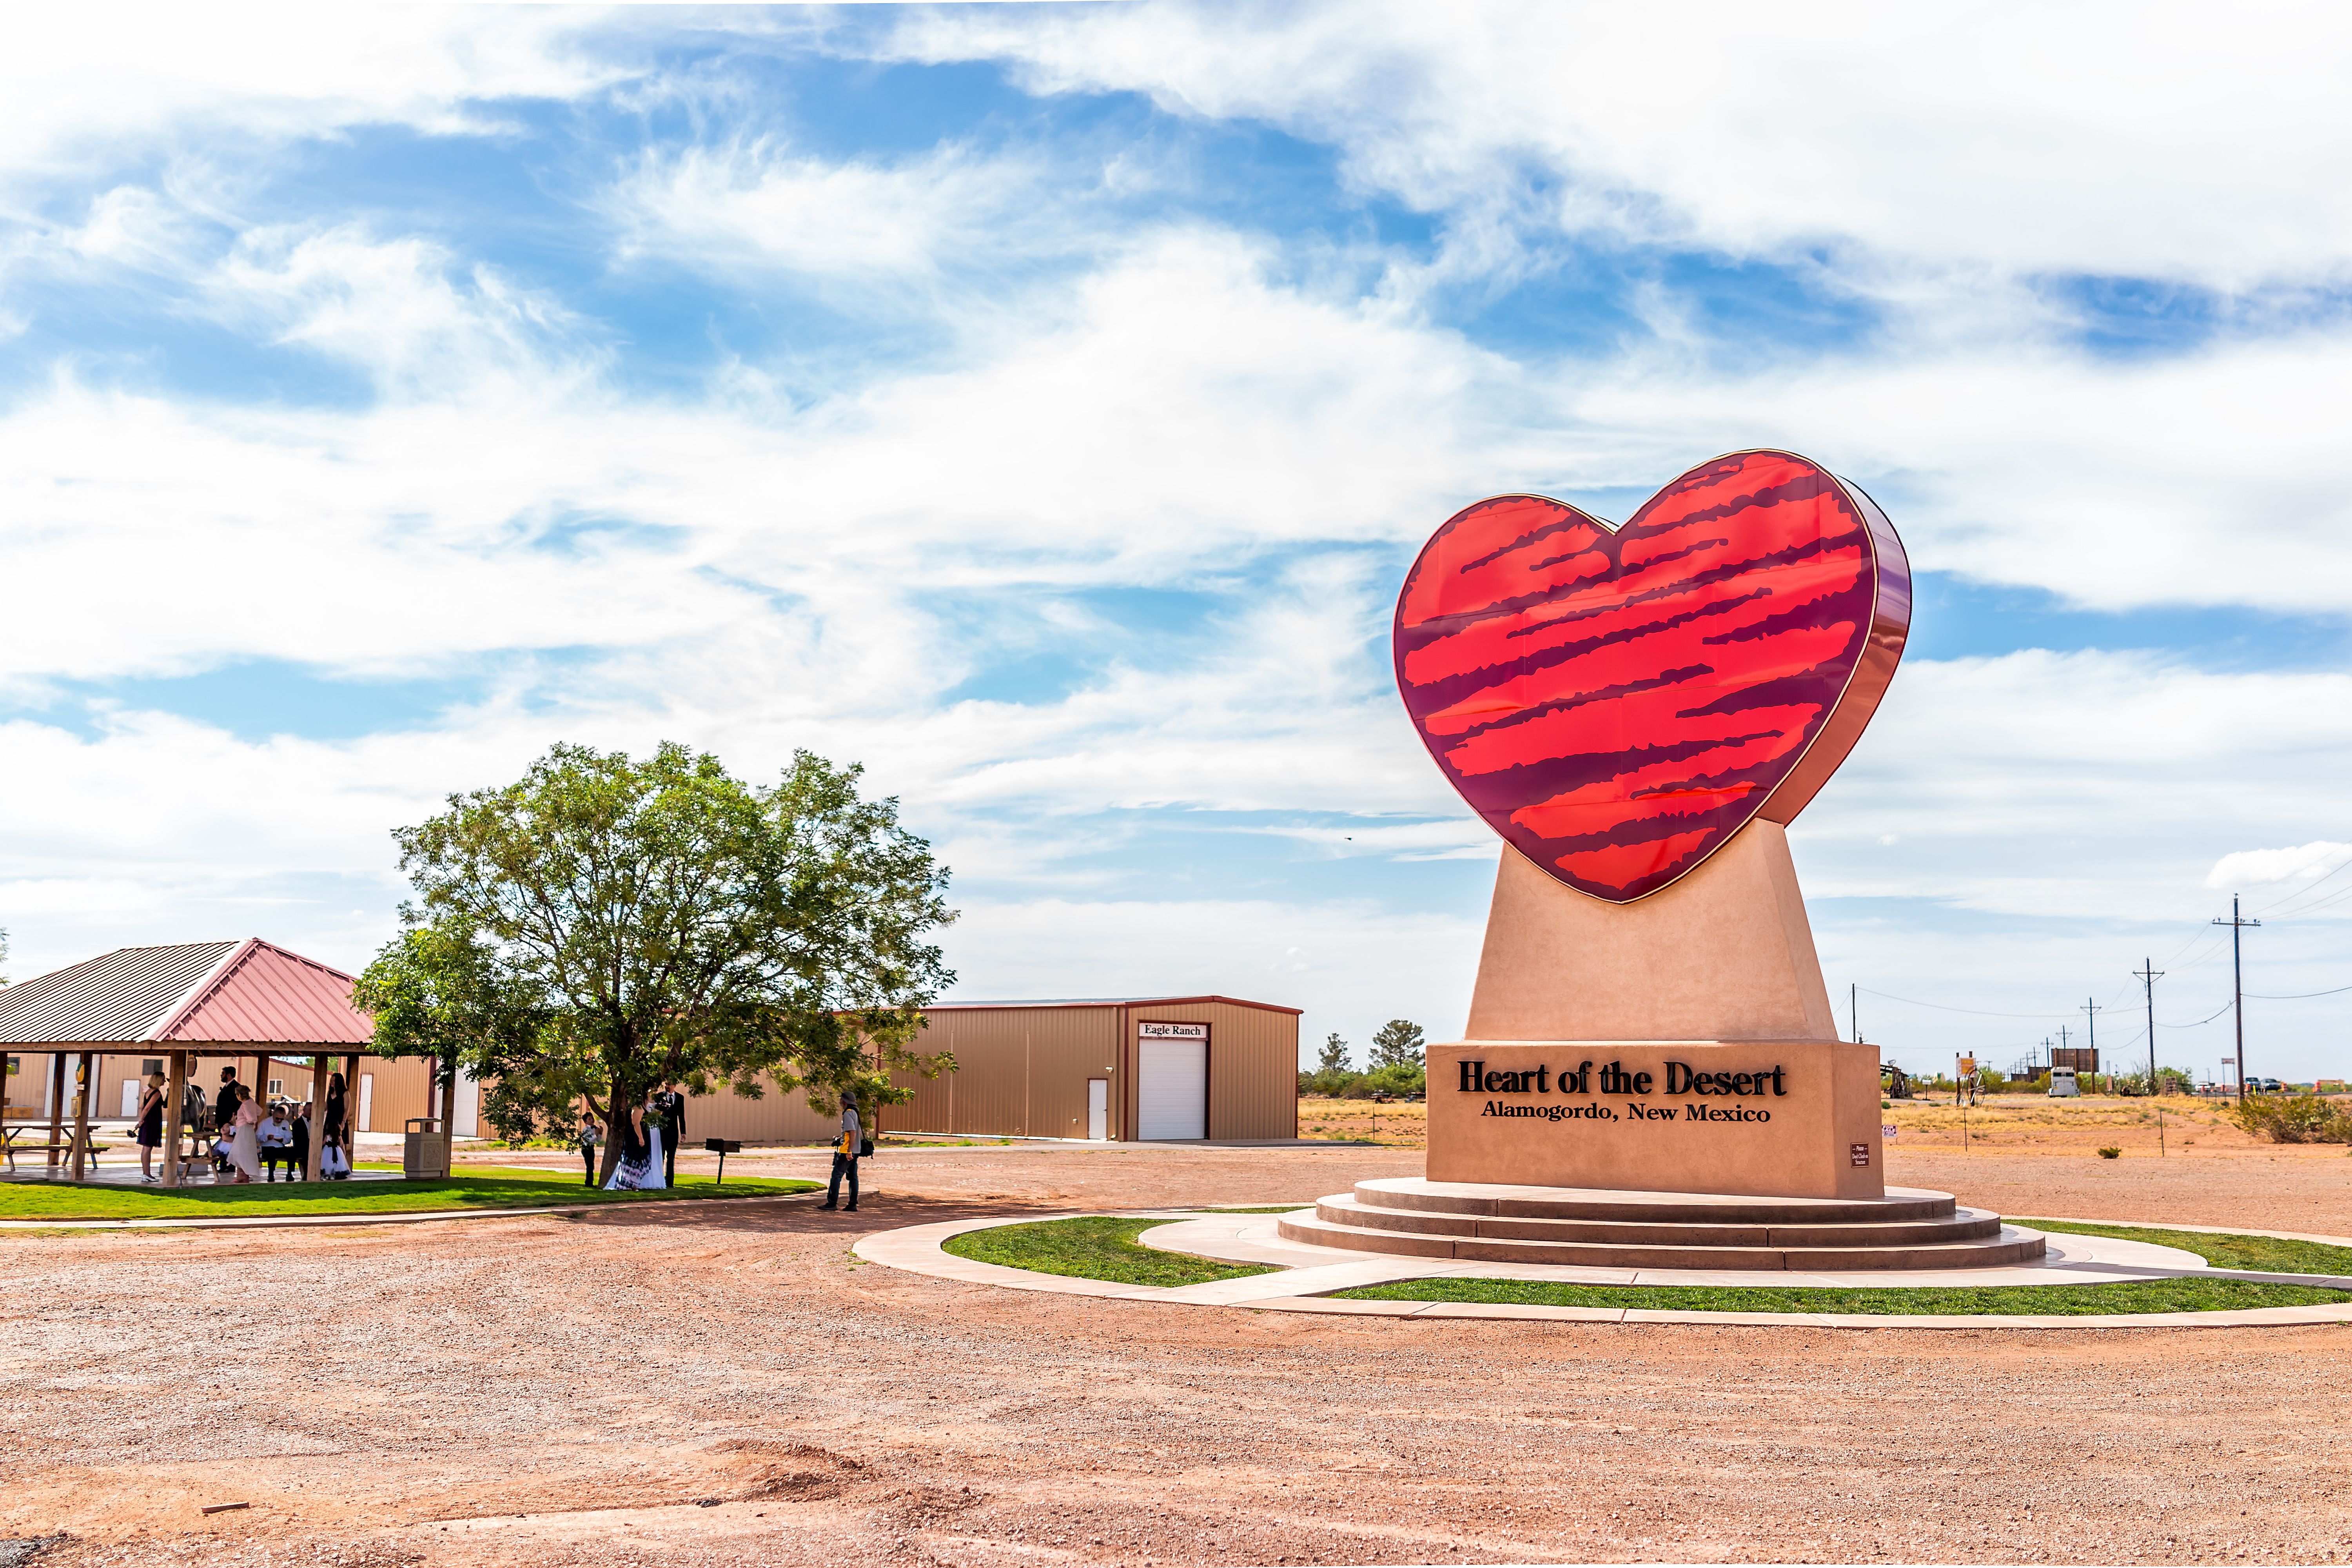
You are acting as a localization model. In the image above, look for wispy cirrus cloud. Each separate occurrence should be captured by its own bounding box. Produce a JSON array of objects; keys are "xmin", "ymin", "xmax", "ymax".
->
[
  {"xmin": 2, "ymin": 4, "xmax": 2349, "ymax": 1076},
  {"xmin": 878, "ymin": 2, "xmax": 2352, "ymax": 290}
]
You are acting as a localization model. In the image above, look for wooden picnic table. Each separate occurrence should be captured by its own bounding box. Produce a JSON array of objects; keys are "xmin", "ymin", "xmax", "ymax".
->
[{"xmin": 1, "ymin": 1120, "xmax": 113, "ymax": 1176}]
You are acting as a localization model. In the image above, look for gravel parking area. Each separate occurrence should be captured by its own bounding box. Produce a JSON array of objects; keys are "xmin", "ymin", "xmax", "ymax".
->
[{"xmin": 3, "ymin": 1139, "xmax": 2349, "ymax": 1565}]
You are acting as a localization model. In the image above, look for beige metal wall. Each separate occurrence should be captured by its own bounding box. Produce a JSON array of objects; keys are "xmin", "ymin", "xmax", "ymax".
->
[
  {"xmin": 676, "ymin": 1076, "xmax": 841, "ymax": 1145},
  {"xmin": 1127, "ymin": 1000, "xmax": 1299, "ymax": 1142},
  {"xmin": 877, "ymin": 1001, "xmax": 1297, "ymax": 1142},
  {"xmin": 877, "ymin": 1007, "xmax": 1123, "ymax": 1139}
]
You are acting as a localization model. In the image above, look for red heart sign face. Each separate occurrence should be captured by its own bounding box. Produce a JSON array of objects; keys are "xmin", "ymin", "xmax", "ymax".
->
[{"xmin": 1394, "ymin": 450, "xmax": 1910, "ymax": 903}]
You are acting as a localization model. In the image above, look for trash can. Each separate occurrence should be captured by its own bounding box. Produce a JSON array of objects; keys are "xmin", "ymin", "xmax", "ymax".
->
[{"xmin": 403, "ymin": 1117, "xmax": 450, "ymax": 1179}]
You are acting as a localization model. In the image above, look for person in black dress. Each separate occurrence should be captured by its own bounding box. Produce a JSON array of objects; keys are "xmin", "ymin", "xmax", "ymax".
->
[
  {"xmin": 321, "ymin": 1072, "xmax": 348, "ymax": 1158},
  {"xmin": 134, "ymin": 1072, "xmax": 167, "ymax": 1183},
  {"xmin": 606, "ymin": 1102, "xmax": 653, "ymax": 1189}
]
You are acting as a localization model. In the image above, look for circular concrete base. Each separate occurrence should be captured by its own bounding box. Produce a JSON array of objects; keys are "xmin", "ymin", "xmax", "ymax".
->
[
  {"xmin": 852, "ymin": 1207, "xmax": 2352, "ymax": 1330},
  {"xmin": 1287, "ymin": 1178, "xmax": 2045, "ymax": 1270}
]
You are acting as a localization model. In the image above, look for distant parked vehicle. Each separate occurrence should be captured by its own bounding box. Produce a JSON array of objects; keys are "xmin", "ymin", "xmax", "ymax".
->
[
  {"xmin": 2248, "ymin": 1077, "xmax": 2285, "ymax": 1093},
  {"xmin": 2048, "ymin": 1067, "xmax": 2080, "ymax": 1097}
]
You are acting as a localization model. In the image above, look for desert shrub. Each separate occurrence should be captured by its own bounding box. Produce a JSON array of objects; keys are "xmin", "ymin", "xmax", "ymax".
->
[
  {"xmin": 2097, "ymin": 1146, "xmax": 2122, "ymax": 1159},
  {"xmin": 1301, "ymin": 1062, "xmax": 1425, "ymax": 1100},
  {"xmin": 2230, "ymin": 1094, "xmax": 2352, "ymax": 1144},
  {"xmin": 1299, "ymin": 1068, "xmax": 1359, "ymax": 1098}
]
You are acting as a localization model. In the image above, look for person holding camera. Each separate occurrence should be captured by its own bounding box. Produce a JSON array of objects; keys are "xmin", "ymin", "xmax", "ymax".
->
[{"xmin": 821, "ymin": 1092, "xmax": 862, "ymax": 1212}]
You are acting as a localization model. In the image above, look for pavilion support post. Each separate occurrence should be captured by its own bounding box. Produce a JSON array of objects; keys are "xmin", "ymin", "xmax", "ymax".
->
[
  {"xmin": 307, "ymin": 1053, "xmax": 330, "ymax": 1180},
  {"xmin": 45, "ymin": 1052, "xmax": 67, "ymax": 1171},
  {"xmin": 161, "ymin": 1050, "xmax": 188, "ymax": 1189},
  {"xmin": 68, "ymin": 1052, "xmax": 94, "ymax": 1181},
  {"xmin": 343, "ymin": 1053, "xmax": 361, "ymax": 1142}
]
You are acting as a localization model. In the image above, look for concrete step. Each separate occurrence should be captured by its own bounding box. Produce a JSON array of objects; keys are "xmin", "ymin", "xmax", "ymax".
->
[
  {"xmin": 1317, "ymin": 1196, "xmax": 2005, "ymax": 1249},
  {"xmin": 1353, "ymin": 1176, "xmax": 1957, "ymax": 1225},
  {"xmin": 1280, "ymin": 1201, "xmax": 2047, "ymax": 1272}
]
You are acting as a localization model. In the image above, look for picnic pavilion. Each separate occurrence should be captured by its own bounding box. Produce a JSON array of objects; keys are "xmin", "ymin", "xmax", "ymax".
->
[{"xmin": 0, "ymin": 939, "xmax": 437, "ymax": 1185}]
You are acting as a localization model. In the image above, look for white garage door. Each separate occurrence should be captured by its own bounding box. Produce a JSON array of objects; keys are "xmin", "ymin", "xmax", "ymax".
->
[{"xmin": 1138, "ymin": 1038, "xmax": 1206, "ymax": 1141}]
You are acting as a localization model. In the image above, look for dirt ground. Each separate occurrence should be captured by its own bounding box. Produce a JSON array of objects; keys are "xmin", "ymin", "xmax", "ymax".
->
[{"xmin": 4, "ymin": 1133, "xmax": 2351, "ymax": 1567}]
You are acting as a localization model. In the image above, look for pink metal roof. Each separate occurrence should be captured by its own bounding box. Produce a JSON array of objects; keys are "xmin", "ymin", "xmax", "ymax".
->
[
  {"xmin": 0, "ymin": 939, "xmax": 373, "ymax": 1047},
  {"xmin": 156, "ymin": 940, "xmax": 374, "ymax": 1045}
]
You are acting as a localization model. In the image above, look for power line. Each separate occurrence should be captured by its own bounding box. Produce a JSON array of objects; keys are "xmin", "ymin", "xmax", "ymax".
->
[
  {"xmin": 2244, "ymin": 982, "xmax": 2352, "ymax": 1000},
  {"xmin": 1855, "ymin": 985, "xmax": 2083, "ymax": 1020},
  {"xmin": 2247, "ymin": 846, "xmax": 2352, "ymax": 917}
]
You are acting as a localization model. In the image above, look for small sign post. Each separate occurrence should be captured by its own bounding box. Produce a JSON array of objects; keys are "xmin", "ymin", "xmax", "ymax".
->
[{"xmin": 704, "ymin": 1137, "xmax": 742, "ymax": 1184}]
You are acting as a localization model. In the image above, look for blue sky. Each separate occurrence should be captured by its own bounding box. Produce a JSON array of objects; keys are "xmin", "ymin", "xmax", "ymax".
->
[{"xmin": 3, "ymin": 4, "xmax": 2350, "ymax": 1082}]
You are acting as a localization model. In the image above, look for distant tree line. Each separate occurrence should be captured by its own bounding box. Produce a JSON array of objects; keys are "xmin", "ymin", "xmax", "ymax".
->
[{"xmin": 1301, "ymin": 1019, "xmax": 1426, "ymax": 1098}]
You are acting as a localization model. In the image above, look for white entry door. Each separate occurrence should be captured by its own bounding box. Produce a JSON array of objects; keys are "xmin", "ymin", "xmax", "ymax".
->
[
  {"xmin": 453, "ymin": 1069, "xmax": 480, "ymax": 1137},
  {"xmin": 1087, "ymin": 1078, "xmax": 1109, "ymax": 1141},
  {"xmin": 121, "ymin": 1080, "xmax": 141, "ymax": 1118},
  {"xmin": 358, "ymin": 1074, "xmax": 374, "ymax": 1132},
  {"xmin": 1137, "ymin": 1038, "xmax": 1205, "ymax": 1140}
]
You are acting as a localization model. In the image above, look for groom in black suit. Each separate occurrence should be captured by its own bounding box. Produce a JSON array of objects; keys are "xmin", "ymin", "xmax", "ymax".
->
[{"xmin": 653, "ymin": 1081, "xmax": 686, "ymax": 1186}]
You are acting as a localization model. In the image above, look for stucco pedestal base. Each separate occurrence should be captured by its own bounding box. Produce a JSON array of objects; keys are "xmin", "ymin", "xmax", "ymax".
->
[{"xmin": 1427, "ymin": 1039, "xmax": 1888, "ymax": 1199}]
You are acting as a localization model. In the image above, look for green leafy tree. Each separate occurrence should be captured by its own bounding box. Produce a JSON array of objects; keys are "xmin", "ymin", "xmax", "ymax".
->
[
  {"xmin": 354, "ymin": 742, "xmax": 956, "ymax": 1180},
  {"xmin": 1317, "ymin": 1033, "xmax": 1351, "ymax": 1074},
  {"xmin": 1369, "ymin": 1019, "xmax": 1425, "ymax": 1071}
]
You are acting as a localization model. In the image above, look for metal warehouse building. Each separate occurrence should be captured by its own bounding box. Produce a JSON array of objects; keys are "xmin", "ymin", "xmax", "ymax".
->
[
  {"xmin": 877, "ymin": 995, "xmax": 1301, "ymax": 1143},
  {"xmin": 2, "ymin": 950, "xmax": 1301, "ymax": 1152}
]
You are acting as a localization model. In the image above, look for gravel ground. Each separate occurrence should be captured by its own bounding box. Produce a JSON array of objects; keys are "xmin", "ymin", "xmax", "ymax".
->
[{"xmin": 4, "ymin": 1140, "xmax": 2350, "ymax": 1566}]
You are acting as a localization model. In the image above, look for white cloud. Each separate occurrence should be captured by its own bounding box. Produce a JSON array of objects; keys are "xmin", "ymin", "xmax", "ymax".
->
[
  {"xmin": 881, "ymin": 2, "xmax": 2352, "ymax": 289},
  {"xmin": 939, "ymin": 895, "xmax": 1485, "ymax": 1058},
  {"xmin": 0, "ymin": 6, "xmax": 625, "ymax": 180},
  {"xmin": 2206, "ymin": 842, "xmax": 2352, "ymax": 892},
  {"xmin": 210, "ymin": 226, "xmax": 603, "ymax": 399},
  {"xmin": 604, "ymin": 139, "xmax": 1085, "ymax": 282}
]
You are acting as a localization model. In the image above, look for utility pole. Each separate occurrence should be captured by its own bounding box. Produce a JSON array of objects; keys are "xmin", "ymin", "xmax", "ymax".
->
[
  {"xmin": 1851, "ymin": 983, "xmax": 1860, "ymax": 1045},
  {"xmin": 2133, "ymin": 958, "xmax": 2163, "ymax": 1092},
  {"xmin": 2082, "ymin": 999, "xmax": 2103, "ymax": 1093},
  {"xmin": 2214, "ymin": 896, "xmax": 2261, "ymax": 1105}
]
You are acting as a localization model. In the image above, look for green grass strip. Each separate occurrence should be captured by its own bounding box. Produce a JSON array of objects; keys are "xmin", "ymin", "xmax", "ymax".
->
[
  {"xmin": 944, "ymin": 1216, "xmax": 1277, "ymax": 1287},
  {"xmin": 2014, "ymin": 1219, "xmax": 2352, "ymax": 1276},
  {"xmin": 1329, "ymin": 1276, "xmax": 2350, "ymax": 1316},
  {"xmin": 0, "ymin": 1167, "xmax": 815, "ymax": 1221}
]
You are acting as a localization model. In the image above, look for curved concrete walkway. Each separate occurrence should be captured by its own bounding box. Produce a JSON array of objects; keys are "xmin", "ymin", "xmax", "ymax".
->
[
  {"xmin": 852, "ymin": 1207, "xmax": 2352, "ymax": 1330},
  {"xmin": 0, "ymin": 1188, "xmax": 827, "ymax": 1232}
]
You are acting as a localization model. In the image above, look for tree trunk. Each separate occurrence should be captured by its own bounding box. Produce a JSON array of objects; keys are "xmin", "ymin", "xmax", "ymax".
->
[{"xmin": 592, "ymin": 1085, "xmax": 628, "ymax": 1187}]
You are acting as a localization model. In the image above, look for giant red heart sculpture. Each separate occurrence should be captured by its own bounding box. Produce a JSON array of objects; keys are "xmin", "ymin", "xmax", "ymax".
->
[{"xmin": 1394, "ymin": 450, "xmax": 1910, "ymax": 903}]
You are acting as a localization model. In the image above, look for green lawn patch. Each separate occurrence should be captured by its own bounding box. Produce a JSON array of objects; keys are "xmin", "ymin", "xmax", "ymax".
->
[
  {"xmin": 944, "ymin": 1216, "xmax": 1277, "ymax": 1287},
  {"xmin": 1330, "ymin": 1277, "xmax": 2350, "ymax": 1316},
  {"xmin": 0, "ymin": 1168, "xmax": 816, "ymax": 1222},
  {"xmin": 2016, "ymin": 1219, "xmax": 2352, "ymax": 1276}
]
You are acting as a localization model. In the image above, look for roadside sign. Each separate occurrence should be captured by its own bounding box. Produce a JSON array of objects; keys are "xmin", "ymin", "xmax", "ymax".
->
[{"xmin": 1882, "ymin": 1123, "xmax": 1898, "ymax": 1139}]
